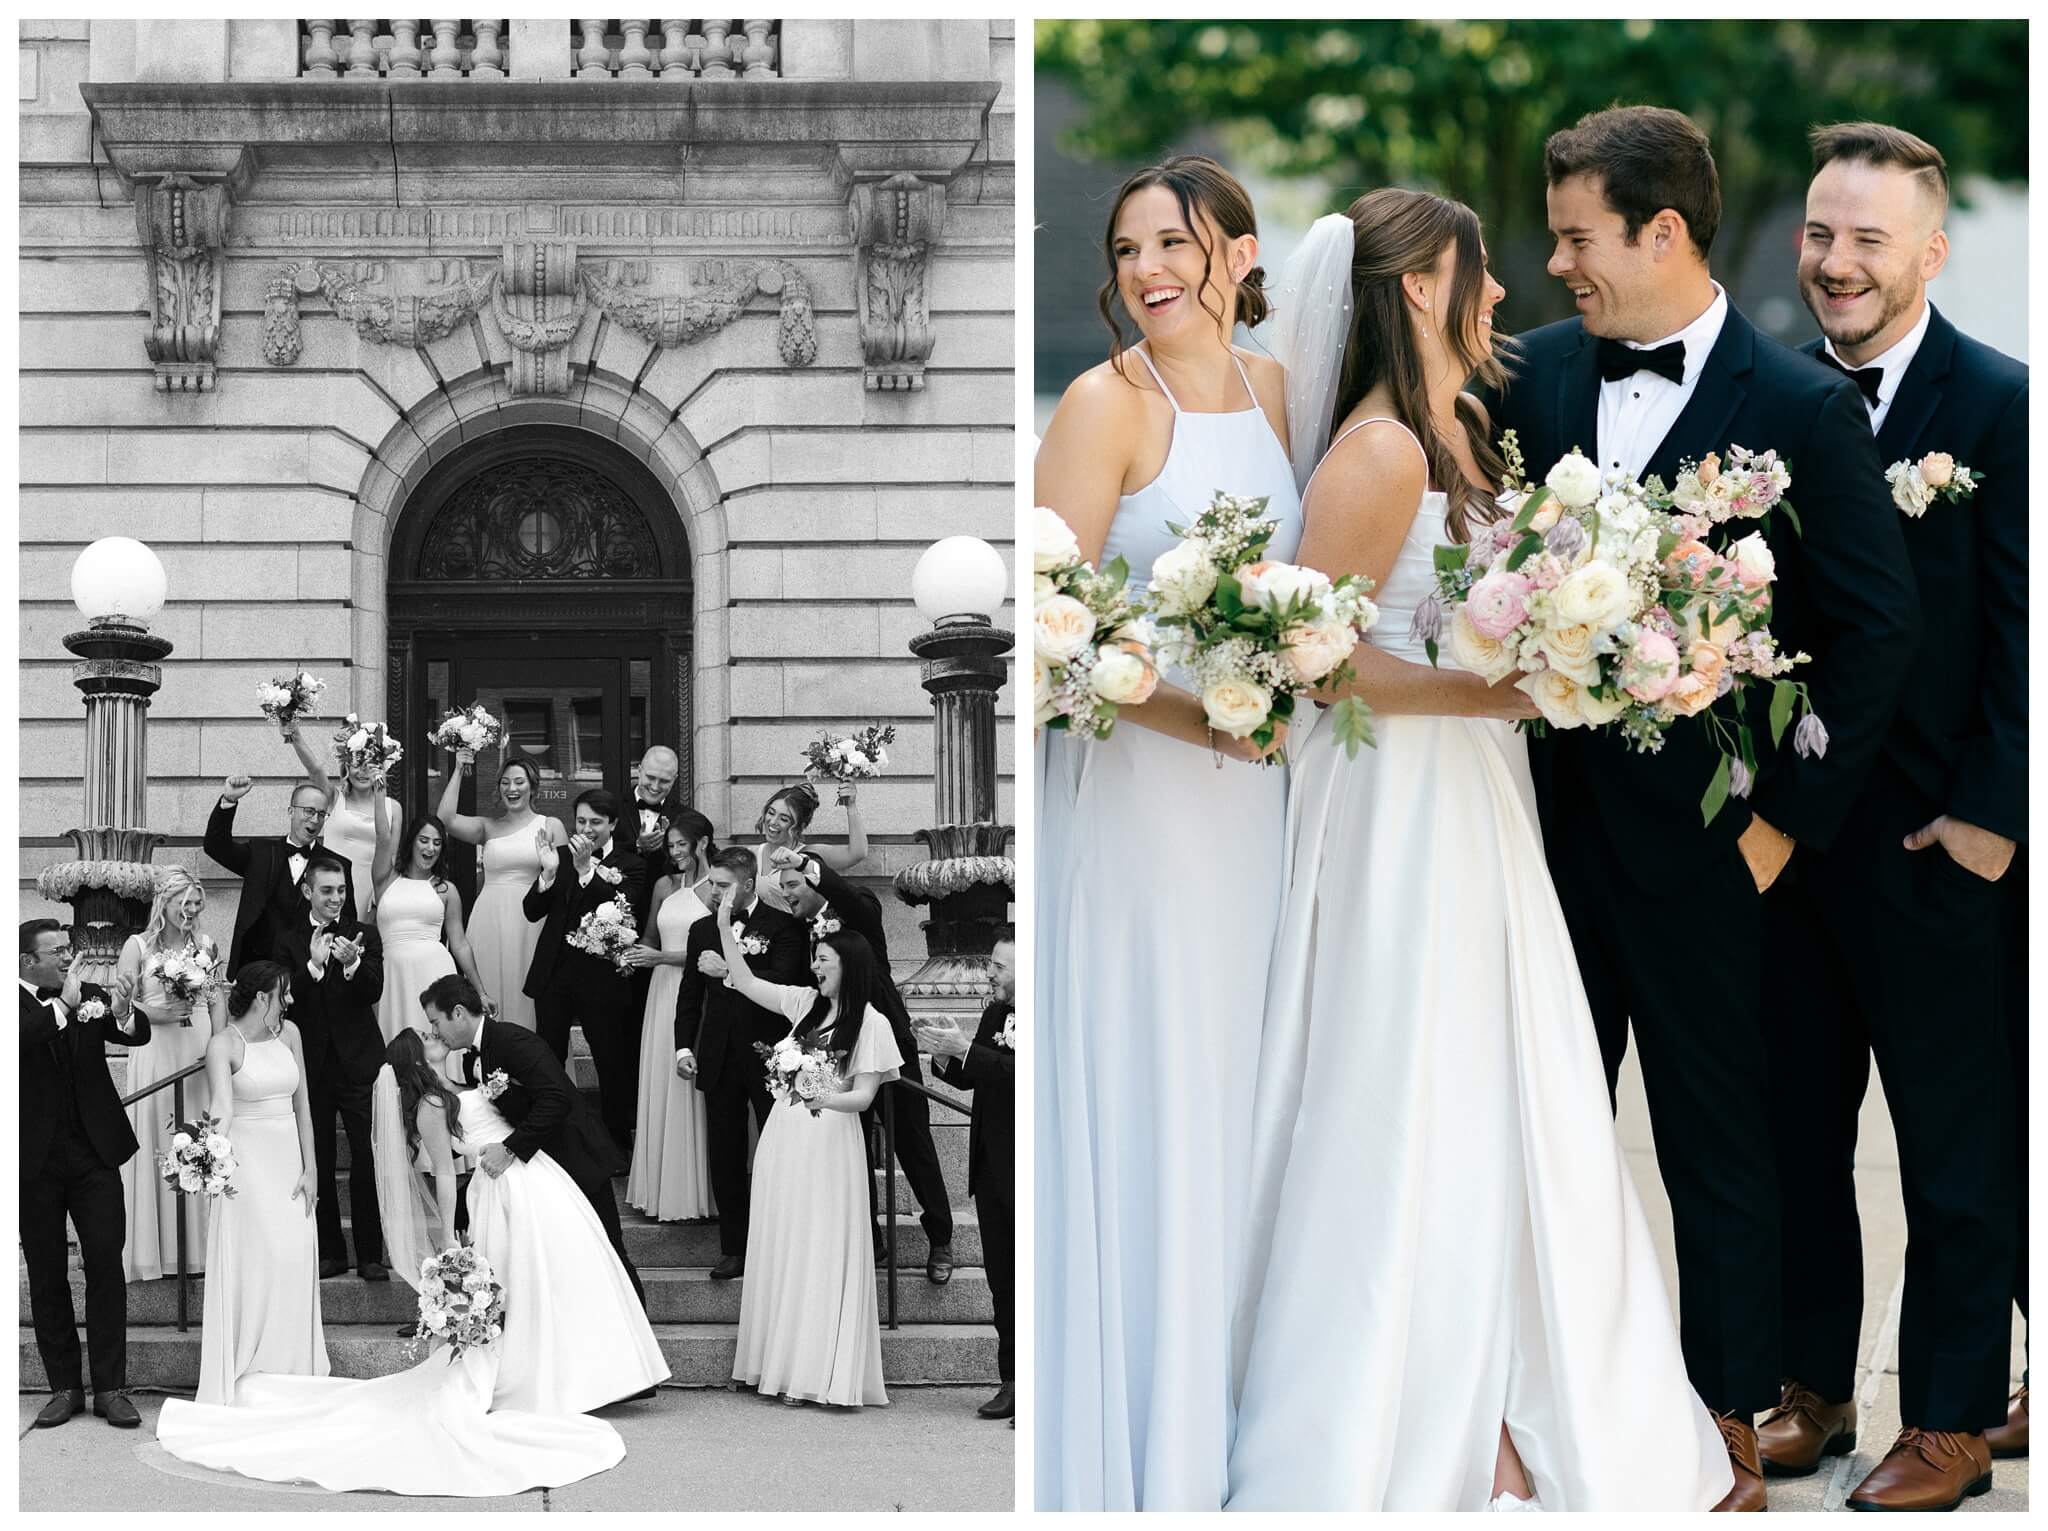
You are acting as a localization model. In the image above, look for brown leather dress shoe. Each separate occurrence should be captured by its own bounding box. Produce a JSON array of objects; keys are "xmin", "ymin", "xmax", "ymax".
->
[
  {"xmin": 1984, "ymin": 1385, "xmax": 2028, "ymax": 1459},
  {"xmin": 1756, "ymin": 1378, "xmax": 1857, "ymax": 1477},
  {"xmin": 1711, "ymin": 1412, "xmax": 1769, "ymax": 1512},
  {"xmin": 1846, "ymin": 1428, "xmax": 1992, "ymax": 1511}
]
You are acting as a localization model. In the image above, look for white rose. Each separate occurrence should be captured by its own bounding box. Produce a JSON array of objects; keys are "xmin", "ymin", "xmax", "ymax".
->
[
  {"xmin": 1201, "ymin": 678, "xmax": 1274, "ymax": 739},
  {"xmin": 1033, "ymin": 572, "xmax": 1057, "ymax": 605},
  {"xmin": 170, "ymin": 1131, "xmax": 194, "ymax": 1152},
  {"xmin": 1032, "ymin": 594, "xmax": 1094, "ymax": 662},
  {"xmin": 1545, "ymin": 451, "xmax": 1602, "ymax": 509},
  {"xmin": 1535, "ymin": 621, "xmax": 1604, "ymax": 686},
  {"xmin": 1577, "ymin": 685, "xmax": 1629, "ymax": 727},
  {"xmin": 1238, "ymin": 560, "xmax": 1324, "ymax": 613},
  {"xmin": 1149, "ymin": 539, "xmax": 1219, "ymax": 617},
  {"xmin": 1281, "ymin": 617, "xmax": 1356, "ymax": 685},
  {"xmin": 1519, "ymin": 669, "xmax": 1589, "ymax": 729},
  {"xmin": 1088, "ymin": 645, "xmax": 1157, "ymax": 705},
  {"xmin": 1446, "ymin": 605, "xmax": 1520, "ymax": 684},
  {"xmin": 1729, "ymin": 532, "xmax": 1776, "ymax": 588},
  {"xmin": 1551, "ymin": 562, "xmax": 1634, "ymax": 630},
  {"xmin": 203, "ymin": 1134, "xmax": 231, "ymax": 1157},
  {"xmin": 1033, "ymin": 506, "xmax": 1081, "ymax": 572}
]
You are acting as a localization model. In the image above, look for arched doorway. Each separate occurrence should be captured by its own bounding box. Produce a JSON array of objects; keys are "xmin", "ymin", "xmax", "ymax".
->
[{"xmin": 385, "ymin": 425, "xmax": 692, "ymax": 895}]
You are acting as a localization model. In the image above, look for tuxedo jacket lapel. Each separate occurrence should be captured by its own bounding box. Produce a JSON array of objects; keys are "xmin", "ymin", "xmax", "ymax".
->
[
  {"xmin": 1557, "ymin": 329, "xmax": 1601, "ymax": 463},
  {"xmin": 1875, "ymin": 309, "xmax": 1954, "ymax": 463},
  {"xmin": 1643, "ymin": 309, "xmax": 1753, "ymax": 490}
]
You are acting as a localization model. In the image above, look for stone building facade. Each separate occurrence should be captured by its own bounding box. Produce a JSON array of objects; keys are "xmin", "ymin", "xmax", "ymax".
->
[{"xmin": 19, "ymin": 19, "xmax": 1016, "ymax": 957}]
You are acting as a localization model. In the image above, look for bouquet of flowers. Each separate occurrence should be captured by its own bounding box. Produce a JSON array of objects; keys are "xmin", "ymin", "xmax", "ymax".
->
[
  {"xmin": 565, "ymin": 894, "xmax": 639, "ymax": 972},
  {"xmin": 144, "ymin": 947, "xmax": 223, "ymax": 1009},
  {"xmin": 1147, "ymin": 492, "xmax": 1380, "ymax": 761},
  {"xmin": 1425, "ymin": 435, "xmax": 1817, "ymax": 824},
  {"xmin": 429, "ymin": 702, "xmax": 504, "ymax": 756},
  {"xmin": 409, "ymin": 1240, "xmax": 506, "ymax": 1364},
  {"xmin": 753, "ymin": 1034, "xmax": 837, "ymax": 1115},
  {"xmin": 158, "ymin": 1111, "xmax": 236, "ymax": 1198},
  {"xmin": 256, "ymin": 670, "xmax": 325, "ymax": 728},
  {"xmin": 333, "ymin": 713, "xmax": 403, "ymax": 779},
  {"xmin": 1033, "ymin": 506, "xmax": 1162, "ymax": 740},
  {"xmin": 801, "ymin": 724, "xmax": 896, "ymax": 783},
  {"xmin": 1885, "ymin": 450, "xmax": 1980, "ymax": 518}
]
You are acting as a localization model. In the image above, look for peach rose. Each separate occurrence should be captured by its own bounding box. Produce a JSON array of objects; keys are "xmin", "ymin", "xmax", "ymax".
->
[
  {"xmin": 1032, "ymin": 594, "xmax": 1095, "ymax": 662},
  {"xmin": 1281, "ymin": 617, "xmax": 1355, "ymax": 685},
  {"xmin": 1920, "ymin": 451, "xmax": 1955, "ymax": 489},
  {"xmin": 1089, "ymin": 641, "xmax": 1158, "ymax": 706},
  {"xmin": 1664, "ymin": 642, "xmax": 1726, "ymax": 717}
]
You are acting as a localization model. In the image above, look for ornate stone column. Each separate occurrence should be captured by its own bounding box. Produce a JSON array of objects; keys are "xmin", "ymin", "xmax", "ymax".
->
[
  {"xmin": 894, "ymin": 540, "xmax": 1013, "ymax": 1006},
  {"xmin": 34, "ymin": 543, "xmax": 173, "ymax": 987}
]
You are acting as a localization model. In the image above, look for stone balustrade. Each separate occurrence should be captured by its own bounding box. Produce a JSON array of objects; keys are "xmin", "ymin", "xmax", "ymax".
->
[{"xmin": 296, "ymin": 20, "xmax": 782, "ymax": 79}]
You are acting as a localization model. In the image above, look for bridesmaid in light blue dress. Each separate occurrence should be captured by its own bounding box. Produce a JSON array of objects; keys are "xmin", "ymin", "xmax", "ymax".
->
[{"xmin": 1033, "ymin": 155, "xmax": 1302, "ymax": 1511}]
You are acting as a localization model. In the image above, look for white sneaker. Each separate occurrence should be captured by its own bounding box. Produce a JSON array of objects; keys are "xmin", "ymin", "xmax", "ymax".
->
[{"xmin": 1486, "ymin": 1490, "xmax": 1544, "ymax": 1512}]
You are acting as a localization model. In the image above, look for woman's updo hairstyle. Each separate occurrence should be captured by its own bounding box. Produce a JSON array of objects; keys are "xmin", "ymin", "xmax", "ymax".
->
[
  {"xmin": 227, "ymin": 961, "xmax": 288, "ymax": 1019},
  {"xmin": 1097, "ymin": 155, "xmax": 1269, "ymax": 373}
]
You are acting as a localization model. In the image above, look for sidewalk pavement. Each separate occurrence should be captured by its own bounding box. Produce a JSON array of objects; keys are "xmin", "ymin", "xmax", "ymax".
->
[
  {"xmin": 1618, "ymin": 1051, "xmax": 2028, "ymax": 1512},
  {"xmin": 17, "ymin": 1384, "xmax": 1015, "ymax": 1511}
]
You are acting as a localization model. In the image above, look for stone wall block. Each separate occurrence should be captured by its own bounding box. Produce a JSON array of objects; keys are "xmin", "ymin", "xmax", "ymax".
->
[
  {"xmin": 782, "ymin": 544, "xmax": 926, "ymax": 600},
  {"xmin": 727, "ymin": 663, "xmax": 784, "ymax": 717},
  {"xmin": 705, "ymin": 430, "xmax": 772, "ymax": 495},
  {"xmin": 768, "ymin": 429, "xmax": 976, "ymax": 486},
  {"xmin": 781, "ymin": 660, "xmax": 929, "ymax": 717},
  {"xmin": 18, "ymin": 600, "xmax": 201, "ymax": 656},
  {"xmin": 201, "ymin": 487, "xmax": 353, "ymax": 543},
  {"xmin": 872, "ymin": 484, "xmax": 1013, "ymax": 542},
  {"xmin": 306, "ymin": 432, "xmax": 371, "ymax": 493},
  {"xmin": 728, "ymin": 546, "xmax": 784, "ymax": 600},
  {"xmin": 20, "ymin": 430, "xmax": 108, "ymax": 484},
  {"xmin": 202, "ymin": 601, "xmax": 352, "ymax": 658},
  {"xmin": 728, "ymin": 602, "xmax": 883, "ymax": 659},
  {"xmin": 226, "ymin": 18, "xmax": 297, "ymax": 80},
  {"xmin": 725, "ymin": 486, "xmax": 881, "ymax": 544},
  {"xmin": 132, "ymin": 21, "xmax": 231, "ymax": 83},
  {"xmin": 296, "ymin": 545, "xmax": 352, "ymax": 600},
  {"xmin": 20, "ymin": 487, "xmax": 204, "ymax": 543}
]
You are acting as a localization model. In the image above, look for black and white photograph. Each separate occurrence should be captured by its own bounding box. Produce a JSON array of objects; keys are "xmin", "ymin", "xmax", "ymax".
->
[{"xmin": 19, "ymin": 16, "xmax": 1016, "ymax": 1510}]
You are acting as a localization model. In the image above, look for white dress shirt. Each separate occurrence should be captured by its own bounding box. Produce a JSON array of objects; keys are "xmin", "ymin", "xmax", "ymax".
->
[
  {"xmin": 1822, "ymin": 300, "xmax": 1931, "ymax": 437},
  {"xmin": 1597, "ymin": 283, "xmax": 1731, "ymax": 482}
]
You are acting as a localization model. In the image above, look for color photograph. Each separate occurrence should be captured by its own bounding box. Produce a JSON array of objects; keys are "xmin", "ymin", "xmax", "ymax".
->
[{"xmin": 1033, "ymin": 17, "xmax": 2028, "ymax": 1512}]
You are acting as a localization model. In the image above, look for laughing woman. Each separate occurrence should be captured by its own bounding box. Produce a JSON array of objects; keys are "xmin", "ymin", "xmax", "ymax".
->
[{"xmin": 1033, "ymin": 154, "xmax": 1301, "ymax": 1510}]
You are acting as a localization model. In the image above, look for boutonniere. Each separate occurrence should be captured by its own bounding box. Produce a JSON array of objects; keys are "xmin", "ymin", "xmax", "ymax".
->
[
  {"xmin": 1885, "ymin": 452, "xmax": 1980, "ymax": 517},
  {"xmin": 996, "ymin": 1014, "xmax": 1016, "ymax": 1050},
  {"xmin": 811, "ymin": 913, "xmax": 842, "ymax": 941},
  {"xmin": 738, "ymin": 932, "xmax": 770, "ymax": 957},
  {"xmin": 481, "ymin": 1069, "xmax": 510, "ymax": 1101},
  {"xmin": 74, "ymin": 999, "xmax": 108, "ymax": 1023},
  {"xmin": 592, "ymin": 863, "xmax": 623, "ymax": 886}
]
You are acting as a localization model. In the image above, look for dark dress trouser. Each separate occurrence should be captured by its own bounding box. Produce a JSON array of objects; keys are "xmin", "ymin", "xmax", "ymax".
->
[{"xmin": 21, "ymin": 1111, "xmax": 128, "ymax": 1395}]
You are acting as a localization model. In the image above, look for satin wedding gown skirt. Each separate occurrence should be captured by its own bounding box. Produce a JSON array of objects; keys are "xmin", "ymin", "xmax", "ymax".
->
[
  {"xmin": 156, "ymin": 1086, "xmax": 667, "ymax": 1495},
  {"xmin": 1227, "ymin": 482, "xmax": 1732, "ymax": 1511},
  {"xmin": 467, "ymin": 830, "xmax": 546, "ymax": 1032},
  {"xmin": 375, "ymin": 875, "xmax": 457, "ymax": 1044},
  {"xmin": 1037, "ymin": 347, "xmax": 1304, "ymax": 1510}
]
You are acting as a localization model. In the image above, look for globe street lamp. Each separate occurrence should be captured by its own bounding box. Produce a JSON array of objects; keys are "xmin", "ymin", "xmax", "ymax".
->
[
  {"xmin": 35, "ymin": 537, "xmax": 173, "ymax": 984},
  {"xmin": 894, "ymin": 536, "xmax": 1014, "ymax": 1006}
]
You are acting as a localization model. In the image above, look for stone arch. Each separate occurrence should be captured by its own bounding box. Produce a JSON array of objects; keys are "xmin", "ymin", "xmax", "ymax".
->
[{"xmin": 350, "ymin": 360, "xmax": 734, "ymax": 827}]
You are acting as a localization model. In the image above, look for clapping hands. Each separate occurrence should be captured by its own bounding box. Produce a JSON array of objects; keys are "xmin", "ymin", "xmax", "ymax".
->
[{"xmin": 916, "ymin": 1016, "xmax": 973, "ymax": 1060}]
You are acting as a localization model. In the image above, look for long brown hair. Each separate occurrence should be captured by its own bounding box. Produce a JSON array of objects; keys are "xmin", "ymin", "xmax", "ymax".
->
[
  {"xmin": 1332, "ymin": 187, "xmax": 1516, "ymax": 543},
  {"xmin": 1097, "ymin": 155, "xmax": 1270, "ymax": 379},
  {"xmin": 386, "ymin": 1028, "xmax": 461, "ymax": 1163}
]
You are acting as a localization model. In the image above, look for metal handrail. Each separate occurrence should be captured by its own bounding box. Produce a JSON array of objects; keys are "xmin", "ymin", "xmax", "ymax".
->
[
  {"xmin": 878, "ymin": 1072, "xmax": 973, "ymax": 1331},
  {"xmin": 119, "ymin": 1060, "xmax": 209, "ymax": 1333}
]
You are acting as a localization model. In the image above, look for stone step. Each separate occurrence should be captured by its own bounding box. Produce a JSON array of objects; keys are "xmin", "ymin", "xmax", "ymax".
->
[
  {"xmin": 21, "ymin": 1321, "xmax": 1000, "ymax": 1389},
  {"xmin": 23, "ymin": 1264, "xmax": 995, "ymax": 1327},
  {"xmin": 58, "ymin": 1209, "xmax": 983, "ymax": 1270}
]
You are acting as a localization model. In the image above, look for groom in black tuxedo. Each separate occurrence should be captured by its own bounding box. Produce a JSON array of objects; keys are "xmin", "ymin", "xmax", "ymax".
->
[
  {"xmin": 205, "ymin": 773, "xmax": 356, "ymax": 974},
  {"xmin": 522, "ymin": 787, "xmax": 644, "ymax": 1159},
  {"xmin": 279, "ymin": 851, "xmax": 388, "ymax": 1280},
  {"xmin": 1483, "ymin": 105, "xmax": 1921, "ymax": 1509},
  {"xmin": 674, "ymin": 846, "xmax": 809, "ymax": 1279},
  {"xmin": 1753, "ymin": 124, "xmax": 2025, "ymax": 1511},
  {"xmin": 422, "ymin": 973, "xmax": 648, "ymax": 1311},
  {"xmin": 19, "ymin": 920, "xmax": 147, "ymax": 1428}
]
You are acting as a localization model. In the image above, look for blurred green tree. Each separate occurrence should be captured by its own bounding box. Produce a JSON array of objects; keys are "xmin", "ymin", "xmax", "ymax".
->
[{"xmin": 1038, "ymin": 19, "xmax": 2026, "ymax": 327}]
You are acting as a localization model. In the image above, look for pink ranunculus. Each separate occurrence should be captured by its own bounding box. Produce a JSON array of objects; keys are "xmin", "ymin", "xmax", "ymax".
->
[
  {"xmin": 1622, "ymin": 628, "xmax": 1682, "ymax": 702},
  {"xmin": 1464, "ymin": 570, "xmax": 1533, "ymax": 640}
]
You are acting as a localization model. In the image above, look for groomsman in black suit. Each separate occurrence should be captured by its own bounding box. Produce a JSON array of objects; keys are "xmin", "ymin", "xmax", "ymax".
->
[
  {"xmin": 773, "ymin": 851, "xmax": 957, "ymax": 1282},
  {"xmin": 1484, "ymin": 106, "xmax": 1921, "ymax": 1509},
  {"xmin": 622, "ymin": 747, "xmax": 685, "ymax": 1132},
  {"xmin": 924, "ymin": 933, "xmax": 1016, "ymax": 1421},
  {"xmin": 522, "ymin": 787, "xmax": 645, "ymax": 1159},
  {"xmin": 19, "ymin": 920, "xmax": 147, "ymax": 1428},
  {"xmin": 423, "ymin": 974, "xmax": 651, "ymax": 1317},
  {"xmin": 1753, "ymin": 123, "xmax": 2026, "ymax": 1511},
  {"xmin": 205, "ymin": 771, "xmax": 356, "ymax": 974},
  {"xmin": 673, "ymin": 846, "xmax": 809, "ymax": 1279},
  {"xmin": 278, "ymin": 852, "xmax": 388, "ymax": 1280}
]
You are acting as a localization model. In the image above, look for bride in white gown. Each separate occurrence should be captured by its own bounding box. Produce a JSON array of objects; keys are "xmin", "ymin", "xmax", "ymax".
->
[
  {"xmin": 1227, "ymin": 195, "xmax": 1733, "ymax": 1511},
  {"xmin": 154, "ymin": 1028, "xmax": 666, "ymax": 1495}
]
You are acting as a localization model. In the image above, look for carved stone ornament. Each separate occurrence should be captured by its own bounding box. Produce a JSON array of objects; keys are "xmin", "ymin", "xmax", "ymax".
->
[
  {"xmin": 584, "ymin": 258, "xmax": 818, "ymax": 367},
  {"xmin": 135, "ymin": 175, "xmax": 232, "ymax": 392},
  {"xmin": 850, "ymin": 173, "xmax": 946, "ymax": 392},
  {"xmin": 265, "ymin": 247, "xmax": 821, "ymax": 392},
  {"xmin": 414, "ymin": 457, "xmax": 662, "ymax": 582}
]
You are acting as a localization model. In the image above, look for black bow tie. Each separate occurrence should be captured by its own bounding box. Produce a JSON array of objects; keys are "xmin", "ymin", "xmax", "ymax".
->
[
  {"xmin": 1817, "ymin": 350, "xmax": 1884, "ymax": 407},
  {"xmin": 1597, "ymin": 337, "xmax": 1686, "ymax": 387}
]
